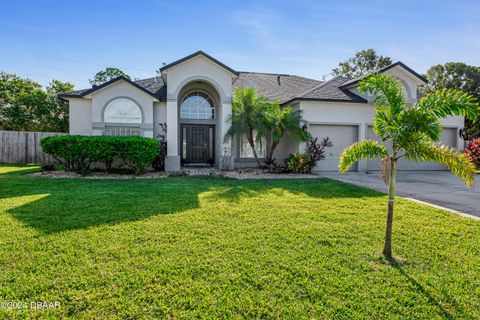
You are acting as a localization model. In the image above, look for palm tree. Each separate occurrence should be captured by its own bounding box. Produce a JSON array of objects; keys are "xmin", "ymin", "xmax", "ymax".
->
[
  {"xmin": 339, "ymin": 74, "xmax": 478, "ymax": 258},
  {"xmin": 226, "ymin": 87, "xmax": 272, "ymax": 167},
  {"xmin": 261, "ymin": 104, "xmax": 311, "ymax": 169}
]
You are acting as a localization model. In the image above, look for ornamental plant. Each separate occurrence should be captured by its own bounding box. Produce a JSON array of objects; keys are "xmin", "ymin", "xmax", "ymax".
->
[
  {"xmin": 464, "ymin": 138, "xmax": 480, "ymax": 169},
  {"xmin": 339, "ymin": 73, "xmax": 478, "ymax": 258},
  {"xmin": 285, "ymin": 153, "xmax": 311, "ymax": 173}
]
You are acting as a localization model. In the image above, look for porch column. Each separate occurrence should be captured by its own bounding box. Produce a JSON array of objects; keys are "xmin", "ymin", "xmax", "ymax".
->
[
  {"xmin": 165, "ymin": 98, "xmax": 180, "ymax": 171},
  {"xmin": 219, "ymin": 99, "xmax": 234, "ymax": 170}
]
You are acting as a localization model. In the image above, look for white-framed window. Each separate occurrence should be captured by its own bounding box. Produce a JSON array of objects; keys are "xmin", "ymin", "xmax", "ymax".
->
[
  {"xmin": 240, "ymin": 134, "xmax": 266, "ymax": 158},
  {"xmin": 180, "ymin": 91, "xmax": 215, "ymax": 120},
  {"xmin": 104, "ymin": 98, "xmax": 142, "ymax": 123},
  {"xmin": 103, "ymin": 127, "xmax": 142, "ymax": 136}
]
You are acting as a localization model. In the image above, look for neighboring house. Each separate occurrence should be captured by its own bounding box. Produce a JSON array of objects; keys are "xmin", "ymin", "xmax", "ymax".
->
[{"xmin": 60, "ymin": 51, "xmax": 464, "ymax": 172}]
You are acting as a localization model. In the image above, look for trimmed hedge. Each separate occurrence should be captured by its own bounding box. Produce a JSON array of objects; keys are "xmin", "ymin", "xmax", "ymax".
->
[{"xmin": 41, "ymin": 135, "xmax": 159, "ymax": 174}]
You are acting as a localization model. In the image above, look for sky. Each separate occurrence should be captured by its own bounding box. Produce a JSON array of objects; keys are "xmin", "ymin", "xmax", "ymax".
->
[{"xmin": 1, "ymin": 0, "xmax": 479, "ymax": 89}]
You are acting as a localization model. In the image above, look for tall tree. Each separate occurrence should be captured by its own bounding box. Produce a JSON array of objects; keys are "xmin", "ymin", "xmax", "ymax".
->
[
  {"xmin": 339, "ymin": 74, "xmax": 478, "ymax": 258},
  {"xmin": 43, "ymin": 80, "xmax": 75, "ymax": 132},
  {"xmin": 0, "ymin": 72, "xmax": 74, "ymax": 132},
  {"xmin": 0, "ymin": 72, "xmax": 45, "ymax": 130},
  {"xmin": 424, "ymin": 62, "xmax": 480, "ymax": 140},
  {"xmin": 89, "ymin": 67, "xmax": 131, "ymax": 86},
  {"xmin": 332, "ymin": 49, "xmax": 392, "ymax": 79},
  {"xmin": 225, "ymin": 87, "xmax": 271, "ymax": 167}
]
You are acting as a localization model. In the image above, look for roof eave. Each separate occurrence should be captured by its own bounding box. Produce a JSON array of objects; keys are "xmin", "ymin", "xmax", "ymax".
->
[
  {"xmin": 58, "ymin": 76, "xmax": 161, "ymax": 101},
  {"xmin": 57, "ymin": 93, "xmax": 84, "ymax": 101},
  {"xmin": 339, "ymin": 61, "xmax": 428, "ymax": 89},
  {"xmin": 281, "ymin": 97, "xmax": 368, "ymax": 106},
  {"xmin": 159, "ymin": 50, "xmax": 239, "ymax": 76}
]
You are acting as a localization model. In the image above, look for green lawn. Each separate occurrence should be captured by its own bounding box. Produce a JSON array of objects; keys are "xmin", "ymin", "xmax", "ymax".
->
[{"xmin": 0, "ymin": 166, "xmax": 479, "ymax": 319}]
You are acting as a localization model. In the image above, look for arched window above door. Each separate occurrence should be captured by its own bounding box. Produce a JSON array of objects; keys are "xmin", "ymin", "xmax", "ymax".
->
[{"xmin": 180, "ymin": 91, "xmax": 215, "ymax": 120}]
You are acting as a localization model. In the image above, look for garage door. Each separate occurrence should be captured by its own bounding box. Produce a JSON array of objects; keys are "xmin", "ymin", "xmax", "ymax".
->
[
  {"xmin": 367, "ymin": 126, "xmax": 458, "ymax": 171},
  {"xmin": 308, "ymin": 124, "xmax": 358, "ymax": 171}
]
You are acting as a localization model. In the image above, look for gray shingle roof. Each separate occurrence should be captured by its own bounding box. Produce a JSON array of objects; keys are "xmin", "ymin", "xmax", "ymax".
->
[
  {"xmin": 61, "ymin": 76, "xmax": 167, "ymax": 101},
  {"xmin": 62, "ymin": 73, "xmax": 366, "ymax": 104},
  {"xmin": 133, "ymin": 77, "xmax": 167, "ymax": 101},
  {"xmin": 234, "ymin": 72, "xmax": 322, "ymax": 104},
  {"xmin": 290, "ymin": 76, "xmax": 367, "ymax": 103}
]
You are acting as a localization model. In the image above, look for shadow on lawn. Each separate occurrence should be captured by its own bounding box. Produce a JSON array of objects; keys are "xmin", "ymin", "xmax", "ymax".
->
[
  {"xmin": 1, "ymin": 169, "xmax": 382, "ymax": 234},
  {"xmin": 203, "ymin": 177, "xmax": 382, "ymax": 203},
  {"xmin": 387, "ymin": 257, "xmax": 467, "ymax": 319}
]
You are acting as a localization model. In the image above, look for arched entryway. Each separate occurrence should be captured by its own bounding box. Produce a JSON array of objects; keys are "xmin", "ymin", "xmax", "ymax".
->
[{"xmin": 178, "ymin": 81, "xmax": 220, "ymax": 166}]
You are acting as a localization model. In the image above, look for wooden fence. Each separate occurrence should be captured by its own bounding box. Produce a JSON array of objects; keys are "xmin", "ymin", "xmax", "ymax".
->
[{"xmin": 0, "ymin": 130, "xmax": 66, "ymax": 164}]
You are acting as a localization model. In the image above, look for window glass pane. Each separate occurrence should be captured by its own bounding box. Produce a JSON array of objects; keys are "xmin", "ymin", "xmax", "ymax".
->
[
  {"xmin": 182, "ymin": 127, "xmax": 187, "ymax": 160},
  {"xmin": 240, "ymin": 134, "xmax": 266, "ymax": 158},
  {"xmin": 104, "ymin": 98, "xmax": 142, "ymax": 123},
  {"xmin": 103, "ymin": 127, "xmax": 141, "ymax": 136},
  {"xmin": 180, "ymin": 91, "xmax": 214, "ymax": 120}
]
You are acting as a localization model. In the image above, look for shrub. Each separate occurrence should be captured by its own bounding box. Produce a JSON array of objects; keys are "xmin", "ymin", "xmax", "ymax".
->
[
  {"xmin": 41, "ymin": 135, "xmax": 159, "ymax": 175},
  {"xmin": 285, "ymin": 153, "xmax": 312, "ymax": 173},
  {"xmin": 305, "ymin": 137, "xmax": 332, "ymax": 165},
  {"xmin": 41, "ymin": 135, "xmax": 94, "ymax": 174},
  {"xmin": 114, "ymin": 136, "xmax": 160, "ymax": 174},
  {"xmin": 464, "ymin": 137, "xmax": 480, "ymax": 169},
  {"xmin": 88, "ymin": 136, "xmax": 116, "ymax": 172},
  {"xmin": 284, "ymin": 137, "xmax": 333, "ymax": 174}
]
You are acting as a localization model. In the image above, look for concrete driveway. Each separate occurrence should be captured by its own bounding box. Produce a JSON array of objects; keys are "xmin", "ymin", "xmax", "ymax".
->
[{"xmin": 318, "ymin": 171, "xmax": 480, "ymax": 218}]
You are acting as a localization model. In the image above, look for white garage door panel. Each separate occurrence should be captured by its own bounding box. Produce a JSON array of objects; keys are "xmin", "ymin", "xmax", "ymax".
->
[
  {"xmin": 308, "ymin": 124, "xmax": 358, "ymax": 171},
  {"xmin": 367, "ymin": 126, "xmax": 457, "ymax": 171}
]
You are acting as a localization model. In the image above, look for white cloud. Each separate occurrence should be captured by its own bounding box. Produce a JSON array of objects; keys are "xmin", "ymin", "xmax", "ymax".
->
[{"xmin": 231, "ymin": 6, "xmax": 300, "ymax": 50}]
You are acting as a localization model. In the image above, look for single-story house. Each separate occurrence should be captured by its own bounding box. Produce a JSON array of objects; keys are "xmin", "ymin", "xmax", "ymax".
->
[{"xmin": 60, "ymin": 51, "xmax": 464, "ymax": 172}]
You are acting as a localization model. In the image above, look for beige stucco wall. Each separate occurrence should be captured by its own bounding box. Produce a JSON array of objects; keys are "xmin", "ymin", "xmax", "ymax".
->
[
  {"xmin": 384, "ymin": 67, "xmax": 418, "ymax": 103},
  {"xmin": 164, "ymin": 56, "xmax": 233, "ymax": 100},
  {"xmin": 298, "ymin": 99, "xmax": 464, "ymax": 172},
  {"xmin": 350, "ymin": 65, "xmax": 420, "ymax": 104},
  {"xmin": 88, "ymin": 81, "xmax": 155, "ymax": 125},
  {"xmin": 68, "ymin": 81, "xmax": 158, "ymax": 137},
  {"xmin": 153, "ymin": 101, "xmax": 167, "ymax": 137},
  {"xmin": 162, "ymin": 55, "xmax": 234, "ymax": 169},
  {"xmin": 69, "ymin": 98, "xmax": 92, "ymax": 135}
]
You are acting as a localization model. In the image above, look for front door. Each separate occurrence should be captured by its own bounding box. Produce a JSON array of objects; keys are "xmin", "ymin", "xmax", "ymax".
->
[{"xmin": 181, "ymin": 125, "xmax": 215, "ymax": 164}]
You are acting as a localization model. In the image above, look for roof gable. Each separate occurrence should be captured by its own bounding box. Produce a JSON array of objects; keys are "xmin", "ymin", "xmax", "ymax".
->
[
  {"xmin": 340, "ymin": 61, "xmax": 428, "ymax": 89},
  {"xmin": 159, "ymin": 51, "xmax": 238, "ymax": 76},
  {"xmin": 59, "ymin": 76, "xmax": 165, "ymax": 101}
]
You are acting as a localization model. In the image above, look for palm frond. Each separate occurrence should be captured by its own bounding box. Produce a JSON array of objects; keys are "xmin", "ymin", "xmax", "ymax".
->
[
  {"xmin": 418, "ymin": 89, "xmax": 479, "ymax": 120},
  {"xmin": 226, "ymin": 87, "xmax": 272, "ymax": 143},
  {"xmin": 404, "ymin": 142, "xmax": 475, "ymax": 187},
  {"xmin": 398, "ymin": 107, "xmax": 441, "ymax": 142},
  {"xmin": 358, "ymin": 74, "xmax": 406, "ymax": 114},
  {"xmin": 339, "ymin": 140, "xmax": 388, "ymax": 173},
  {"xmin": 359, "ymin": 74, "xmax": 407, "ymax": 143}
]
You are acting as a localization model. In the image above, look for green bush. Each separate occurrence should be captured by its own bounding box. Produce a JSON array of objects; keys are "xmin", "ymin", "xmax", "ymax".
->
[
  {"xmin": 285, "ymin": 153, "xmax": 312, "ymax": 173},
  {"xmin": 41, "ymin": 135, "xmax": 93, "ymax": 174},
  {"xmin": 113, "ymin": 136, "xmax": 160, "ymax": 174},
  {"xmin": 41, "ymin": 135, "xmax": 159, "ymax": 174}
]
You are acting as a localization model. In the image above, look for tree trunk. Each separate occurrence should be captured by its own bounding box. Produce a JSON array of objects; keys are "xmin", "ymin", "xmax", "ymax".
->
[
  {"xmin": 247, "ymin": 133, "xmax": 261, "ymax": 167},
  {"xmin": 383, "ymin": 158, "xmax": 397, "ymax": 258},
  {"xmin": 266, "ymin": 141, "xmax": 278, "ymax": 162}
]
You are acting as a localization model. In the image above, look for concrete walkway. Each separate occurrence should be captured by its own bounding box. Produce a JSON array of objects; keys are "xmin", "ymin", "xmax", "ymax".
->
[{"xmin": 317, "ymin": 171, "xmax": 480, "ymax": 218}]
